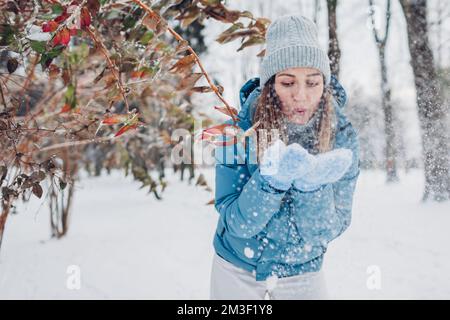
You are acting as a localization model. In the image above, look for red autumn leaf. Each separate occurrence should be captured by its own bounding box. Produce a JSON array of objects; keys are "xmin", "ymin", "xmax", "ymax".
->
[
  {"xmin": 130, "ymin": 71, "xmax": 143, "ymax": 79},
  {"xmin": 42, "ymin": 20, "xmax": 59, "ymax": 32},
  {"xmin": 130, "ymin": 70, "xmax": 151, "ymax": 80},
  {"xmin": 53, "ymin": 33, "xmax": 61, "ymax": 45},
  {"xmin": 60, "ymin": 28, "xmax": 71, "ymax": 45},
  {"xmin": 60, "ymin": 103, "xmax": 72, "ymax": 113},
  {"xmin": 114, "ymin": 123, "xmax": 139, "ymax": 137},
  {"xmin": 54, "ymin": 9, "xmax": 69, "ymax": 23},
  {"xmin": 102, "ymin": 114, "xmax": 129, "ymax": 125},
  {"xmin": 96, "ymin": 112, "xmax": 142, "ymax": 136},
  {"xmin": 53, "ymin": 27, "xmax": 71, "ymax": 46},
  {"xmin": 80, "ymin": 7, "xmax": 91, "ymax": 28},
  {"xmin": 86, "ymin": 0, "xmax": 100, "ymax": 16},
  {"xmin": 69, "ymin": 27, "xmax": 78, "ymax": 36},
  {"xmin": 60, "ymin": 105, "xmax": 81, "ymax": 114}
]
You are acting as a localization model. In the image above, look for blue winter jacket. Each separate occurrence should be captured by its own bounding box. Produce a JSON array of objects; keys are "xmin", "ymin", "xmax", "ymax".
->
[{"xmin": 213, "ymin": 75, "xmax": 360, "ymax": 281}]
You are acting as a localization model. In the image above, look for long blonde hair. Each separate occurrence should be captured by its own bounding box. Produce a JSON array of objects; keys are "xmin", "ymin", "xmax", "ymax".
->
[{"xmin": 252, "ymin": 75, "xmax": 336, "ymax": 162}]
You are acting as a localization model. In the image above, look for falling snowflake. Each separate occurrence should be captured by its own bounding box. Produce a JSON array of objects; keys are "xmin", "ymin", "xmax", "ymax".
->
[{"xmin": 244, "ymin": 247, "xmax": 255, "ymax": 258}]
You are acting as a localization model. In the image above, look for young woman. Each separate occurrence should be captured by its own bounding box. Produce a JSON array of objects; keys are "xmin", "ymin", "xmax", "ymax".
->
[{"xmin": 210, "ymin": 14, "xmax": 360, "ymax": 300}]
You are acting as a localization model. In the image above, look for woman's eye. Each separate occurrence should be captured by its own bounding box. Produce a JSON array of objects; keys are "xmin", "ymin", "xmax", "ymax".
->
[
  {"xmin": 307, "ymin": 82, "xmax": 319, "ymax": 87},
  {"xmin": 282, "ymin": 82, "xmax": 294, "ymax": 87}
]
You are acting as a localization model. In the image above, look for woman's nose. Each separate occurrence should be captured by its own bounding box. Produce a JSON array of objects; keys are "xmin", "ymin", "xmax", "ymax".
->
[{"xmin": 292, "ymin": 89, "xmax": 307, "ymax": 102}]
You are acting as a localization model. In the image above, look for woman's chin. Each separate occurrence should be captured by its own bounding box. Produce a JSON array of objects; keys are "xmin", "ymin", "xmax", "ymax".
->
[{"xmin": 288, "ymin": 116, "xmax": 308, "ymax": 125}]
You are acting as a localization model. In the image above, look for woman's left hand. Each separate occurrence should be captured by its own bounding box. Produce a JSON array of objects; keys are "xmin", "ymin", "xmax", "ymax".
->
[{"xmin": 293, "ymin": 148, "xmax": 353, "ymax": 191}]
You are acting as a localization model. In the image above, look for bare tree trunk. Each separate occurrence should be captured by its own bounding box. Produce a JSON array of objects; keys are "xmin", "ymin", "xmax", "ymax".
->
[
  {"xmin": 49, "ymin": 180, "xmax": 75, "ymax": 238},
  {"xmin": 313, "ymin": 0, "xmax": 321, "ymax": 24},
  {"xmin": 49, "ymin": 148, "xmax": 77, "ymax": 238},
  {"xmin": 369, "ymin": 0, "xmax": 398, "ymax": 182},
  {"xmin": 399, "ymin": 0, "xmax": 450, "ymax": 201},
  {"xmin": 327, "ymin": 0, "xmax": 341, "ymax": 79},
  {"xmin": 0, "ymin": 198, "xmax": 13, "ymax": 253},
  {"xmin": 436, "ymin": 0, "xmax": 442, "ymax": 67}
]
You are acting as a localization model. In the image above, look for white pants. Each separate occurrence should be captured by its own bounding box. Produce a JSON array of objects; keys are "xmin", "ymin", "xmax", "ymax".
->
[{"xmin": 210, "ymin": 253, "xmax": 329, "ymax": 300}]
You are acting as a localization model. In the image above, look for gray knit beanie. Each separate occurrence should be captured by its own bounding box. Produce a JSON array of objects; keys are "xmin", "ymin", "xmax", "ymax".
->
[{"xmin": 259, "ymin": 14, "xmax": 331, "ymax": 89}]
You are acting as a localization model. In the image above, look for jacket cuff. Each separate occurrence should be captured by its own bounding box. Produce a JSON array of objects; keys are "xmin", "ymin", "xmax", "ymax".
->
[
  {"xmin": 260, "ymin": 171, "xmax": 292, "ymax": 191},
  {"xmin": 292, "ymin": 178, "xmax": 323, "ymax": 192}
]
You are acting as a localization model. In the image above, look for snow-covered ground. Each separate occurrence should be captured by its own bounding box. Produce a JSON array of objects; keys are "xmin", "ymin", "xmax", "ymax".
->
[{"xmin": 0, "ymin": 167, "xmax": 449, "ymax": 299}]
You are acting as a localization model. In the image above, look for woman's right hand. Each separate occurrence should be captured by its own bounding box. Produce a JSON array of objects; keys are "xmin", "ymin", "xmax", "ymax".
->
[
  {"xmin": 293, "ymin": 148, "xmax": 353, "ymax": 191},
  {"xmin": 260, "ymin": 140, "xmax": 316, "ymax": 190}
]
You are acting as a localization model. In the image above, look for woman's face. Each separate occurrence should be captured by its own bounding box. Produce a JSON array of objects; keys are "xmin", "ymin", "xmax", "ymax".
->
[{"xmin": 274, "ymin": 67, "xmax": 324, "ymax": 125}]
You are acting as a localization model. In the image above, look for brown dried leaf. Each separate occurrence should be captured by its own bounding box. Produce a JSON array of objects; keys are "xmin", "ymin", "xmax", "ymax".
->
[
  {"xmin": 32, "ymin": 183, "xmax": 43, "ymax": 199},
  {"xmin": 93, "ymin": 67, "xmax": 106, "ymax": 84},
  {"xmin": 257, "ymin": 48, "xmax": 266, "ymax": 57},
  {"xmin": 169, "ymin": 54, "xmax": 196, "ymax": 73},
  {"xmin": 221, "ymin": 22, "xmax": 244, "ymax": 35},
  {"xmin": 143, "ymin": 11, "xmax": 162, "ymax": 30},
  {"xmin": 174, "ymin": 39, "xmax": 190, "ymax": 54},
  {"xmin": 155, "ymin": 19, "xmax": 168, "ymax": 36},
  {"xmin": 140, "ymin": 86, "xmax": 154, "ymax": 98},
  {"xmin": 59, "ymin": 178, "xmax": 67, "ymax": 190},
  {"xmin": 175, "ymin": 7, "xmax": 201, "ymax": 28},
  {"xmin": 42, "ymin": 158, "xmax": 57, "ymax": 173},
  {"xmin": 0, "ymin": 120, "xmax": 7, "ymax": 130},
  {"xmin": 254, "ymin": 17, "xmax": 271, "ymax": 32},
  {"xmin": 214, "ymin": 105, "xmax": 238, "ymax": 118},
  {"xmin": 120, "ymin": 56, "xmax": 138, "ymax": 73},
  {"xmin": 239, "ymin": 10, "xmax": 253, "ymax": 19},
  {"xmin": 199, "ymin": 0, "xmax": 221, "ymax": 5},
  {"xmin": 19, "ymin": 174, "xmax": 32, "ymax": 189},
  {"xmin": 237, "ymin": 35, "xmax": 265, "ymax": 51},
  {"xmin": 216, "ymin": 85, "xmax": 224, "ymax": 94},
  {"xmin": 7, "ymin": 58, "xmax": 18, "ymax": 74},
  {"xmin": 195, "ymin": 173, "xmax": 207, "ymax": 186},
  {"xmin": 30, "ymin": 170, "xmax": 46, "ymax": 182},
  {"xmin": 178, "ymin": 72, "xmax": 203, "ymax": 90},
  {"xmin": 0, "ymin": 165, "xmax": 7, "ymax": 185},
  {"xmin": 191, "ymin": 86, "xmax": 213, "ymax": 93},
  {"xmin": 216, "ymin": 29, "xmax": 259, "ymax": 44},
  {"xmin": 203, "ymin": 3, "xmax": 240, "ymax": 23},
  {"xmin": 103, "ymin": 73, "xmax": 117, "ymax": 89},
  {"xmin": 160, "ymin": 130, "xmax": 172, "ymax": 145},
  {"xmin": 48, "ymin": 64, "xmax": 60, "ymax": 79}
]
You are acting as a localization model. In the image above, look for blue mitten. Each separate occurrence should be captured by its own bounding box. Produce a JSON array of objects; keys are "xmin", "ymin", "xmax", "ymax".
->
[
  {"xmin": 260, "ymin": 140, "xmax": 316, "ymax": 191},
  {"xmin": 293, "ymin": 148, "xmax": 353, "ymax": 191}
]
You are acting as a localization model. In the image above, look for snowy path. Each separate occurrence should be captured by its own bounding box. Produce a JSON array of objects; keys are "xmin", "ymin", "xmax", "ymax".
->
[{"xmin": 0, "ymin": 168, "xmax": 449, "ymax": 299}]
